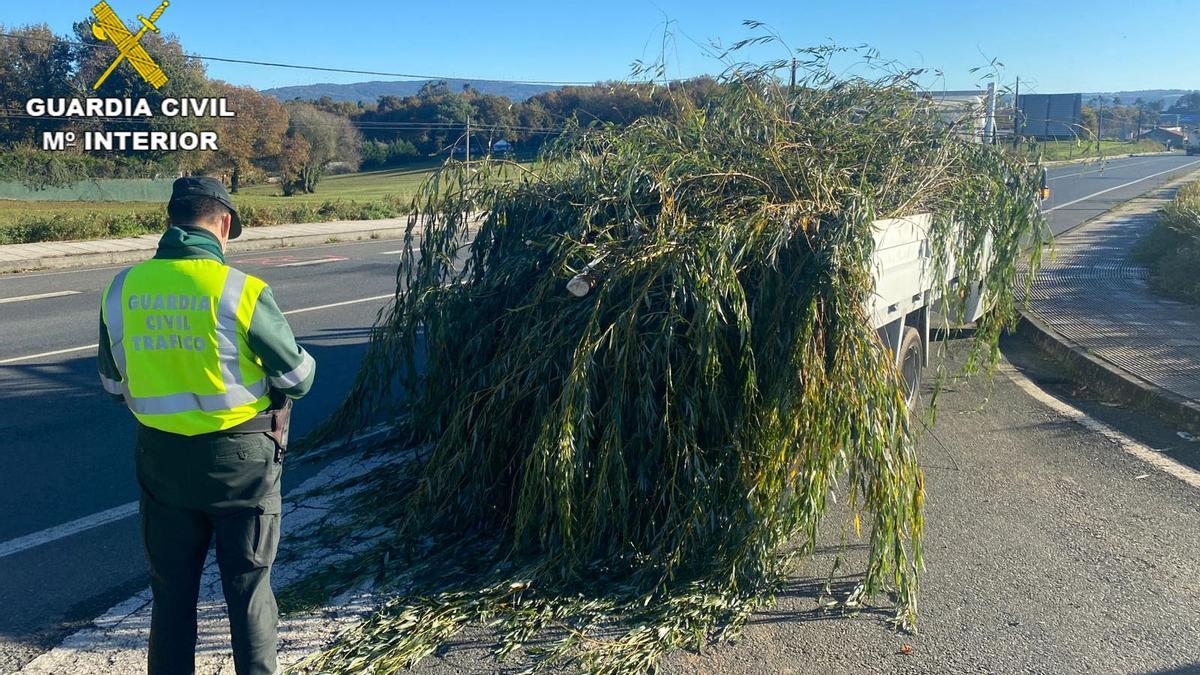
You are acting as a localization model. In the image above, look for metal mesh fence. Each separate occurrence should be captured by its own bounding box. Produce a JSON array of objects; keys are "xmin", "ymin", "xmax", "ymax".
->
[{"xmin": 0, "ymin": 178, "xmax": 174, "ymax": 202}]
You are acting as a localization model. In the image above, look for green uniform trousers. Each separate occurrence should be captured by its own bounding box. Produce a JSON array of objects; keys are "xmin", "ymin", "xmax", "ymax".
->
[{"xmin": 135, "ymin": 424, "xmax": 283, "ymax": 675}]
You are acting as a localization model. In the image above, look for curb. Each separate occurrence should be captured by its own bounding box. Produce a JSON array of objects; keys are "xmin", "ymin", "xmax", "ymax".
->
[
  {"xmin": 1015, "ymin": 313, "xmax": 1200, "ymax": 434},
  {"xmin": 1017, "ymin": 172, "xmax": 1200, "ymax": 433},
  {"xmin": 0, "ymin": 224, "xmax": 410, "ymax": 275}
]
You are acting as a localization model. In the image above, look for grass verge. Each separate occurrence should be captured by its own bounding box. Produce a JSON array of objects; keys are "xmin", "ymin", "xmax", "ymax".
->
[
  {"xmin": 1018, "ymin": 138, "xmax": 1166, "ymax": 163},
  {"xmin": 0, "ymin": 162, "xmax": 532, "ymax": 245},
  {"xmin": 1133, "ymin": 180, "xmax": 1200, "ymax": 303},
  {"xmin": 0, "ymin": 196, "xmax": 413, "ymax": 245},
  {"xmin": 0, "ymin": 165, "xmax": 447, "ymax": 245}
]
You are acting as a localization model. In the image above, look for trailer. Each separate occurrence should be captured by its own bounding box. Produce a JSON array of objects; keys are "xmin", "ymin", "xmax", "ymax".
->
[
  {"xmin": 868, "ymin": 82, "xmax": 1019, "ymax": 409},
  {"xmin": 870, "ymin": 214, "xmax": 990, "ymax": 408}
]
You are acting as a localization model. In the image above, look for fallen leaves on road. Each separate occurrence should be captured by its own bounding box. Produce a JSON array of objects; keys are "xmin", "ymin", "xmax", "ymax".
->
[{"xmin": 899, "ymin": 644, "xmax": 914, "ymax": 656}]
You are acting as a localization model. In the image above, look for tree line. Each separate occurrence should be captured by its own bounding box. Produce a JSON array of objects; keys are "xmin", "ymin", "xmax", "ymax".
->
[
  {"xmin": 0, "ymin": 22, "xmax": 363, "ymax": 194},
  {"xmin": 1077, "ymin": 93, "xmax": 1200, "ymax": 141},
  {"xmin": 0, "ymin": 21, "xmax": 717, "ymax": 195},
  {"xmin": 315, "ymin": 77, "xmax": 720, "ymax": 170}
]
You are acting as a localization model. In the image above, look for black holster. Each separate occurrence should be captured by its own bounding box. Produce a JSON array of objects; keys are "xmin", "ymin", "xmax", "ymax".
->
[
  {"xmin": 227, "ymin": 394, "xmax": 293, "ymax": 463},
  {"xmin": 268, "ymin": 398, "xmax": 292, "ymax": 462}
]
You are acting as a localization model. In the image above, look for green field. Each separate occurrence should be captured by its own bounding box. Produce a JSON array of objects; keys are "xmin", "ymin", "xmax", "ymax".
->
[
  {"xmin": 236, "ymin": 163, "xmax": 444, "ymax": 205},
  {"xmin": 0, "ymin": 164, "xmax": 443, "ymax": 228},
  {"xmin": 0, "ymin": 161, "xmax": 535, "ymax": 244},
  {"xmin": 1023, "ymin": 138, "xmax": 1167, "ymax": 162}
]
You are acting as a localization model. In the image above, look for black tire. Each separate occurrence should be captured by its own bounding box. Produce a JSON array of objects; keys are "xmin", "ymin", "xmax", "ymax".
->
[{"xmin": 899, "ymin": 326, "xmax": 923, "ymax": 411}]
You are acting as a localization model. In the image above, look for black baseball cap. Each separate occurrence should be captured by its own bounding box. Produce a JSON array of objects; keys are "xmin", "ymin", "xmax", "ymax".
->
[{"xmin": 169, "ymin": 176, "xmax": 243, "ymax": 239}]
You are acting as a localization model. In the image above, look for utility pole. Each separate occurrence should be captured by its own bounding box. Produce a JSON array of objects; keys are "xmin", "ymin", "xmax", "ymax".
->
[
  {"xmin": 789, "ymin": 58, "xmax": 797, "ymax": 94},
  {"xmin": 1097, "ymin": 101, "xmax": 1103, "ymax": 153},
  {"xmin": 466, "ymin": 113, "xmax": 471, "ymax": 164},
  {"xmin": 1012, "ymin": 76, "xmax": 1021, "ymax": 150}
]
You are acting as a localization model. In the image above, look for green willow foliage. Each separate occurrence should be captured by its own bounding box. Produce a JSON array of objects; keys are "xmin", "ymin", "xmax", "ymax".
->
[{"xmin": 301, "ymin": 61, "xmax": 1045, "ymax": 674}]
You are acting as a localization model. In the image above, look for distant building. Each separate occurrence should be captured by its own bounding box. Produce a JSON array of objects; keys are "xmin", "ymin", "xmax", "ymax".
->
[
  {"xmin": 492, "ymin": 139, "xmax": 512, "ymax": 155},
  {"xmin": 1016, "ymin": 94, "xmax": 1083, "ymax": 140},
  {"xmin": 1142, "ymin": 126, "xmax": 1185, "ymax": 148}
]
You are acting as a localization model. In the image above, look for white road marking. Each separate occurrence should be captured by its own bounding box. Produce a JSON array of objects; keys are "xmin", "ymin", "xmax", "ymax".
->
[
  {"xmin": 999, "ymin": 362, "xmax": 1200, "ymax": 491},
  {"xmin": 0, "ymin": 290, "xmax": 82, "ymax": 304},
  {"xmin": 282, "ymin": 294, "xmax": 393, "ymax": 316},
  {"xmin": 0, "ymin": 344, "xmax": 97, "ymax": 365},
  {"xmin": 0, "ymin": 293, "xmax": 395, "ymax": 365},
  {"xmin": 0, "ymin": 426, "xmax": 396, "ymax": 563},
  {"xmin": 1046, "ymin": 157, "xmax": 1160, "ymax": 182},
  {"xmin": 0, "ymin": 501, "xmax": 138, "ymax": 560},
  {"xmin": 273, "ymin": 257, "xmax": 348, "ymax": 268},
  {"xmin": 1042, "ymin": 159, "xmax": 1200, "ymax": 213},
  {"xmin": 380, "ymin": 249, "xmax": 409, "ymax": 255}
]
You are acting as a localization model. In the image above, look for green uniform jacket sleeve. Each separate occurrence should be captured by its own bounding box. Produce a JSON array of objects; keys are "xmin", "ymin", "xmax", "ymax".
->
[
  {"xmin": 97, "ymin": 312, "xmax": 125, "ymax": 402},
  {"xmin": 247, "ymin": 286, "xmax": 316, "ymax": 399}
]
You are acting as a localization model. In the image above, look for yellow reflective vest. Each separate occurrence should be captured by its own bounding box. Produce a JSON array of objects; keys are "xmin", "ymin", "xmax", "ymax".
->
[{"xmin": 100, "ymin": 258, "xmax": 273, "ymax": 436}]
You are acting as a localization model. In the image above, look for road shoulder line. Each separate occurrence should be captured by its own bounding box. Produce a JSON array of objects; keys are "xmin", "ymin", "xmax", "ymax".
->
[
  {"xmin": 999, "ymin": 362, "xmax": 1200, "ymax": 491},
  {"xmin": 1022, "ymin": 168, "xmax": 1200, "ymax": 434},
  {"xmin": 0, "ymin": 502, "xmax": 138, "ymax": 560}
]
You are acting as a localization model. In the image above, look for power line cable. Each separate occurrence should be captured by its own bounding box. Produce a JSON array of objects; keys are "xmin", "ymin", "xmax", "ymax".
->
[
  {"xmin": 0, "ymin": 110, "xmax": 568, "ymax": 135},
  {"xmin": 0, "ymin": 31, "xmax": 630, "ymax": 87}
]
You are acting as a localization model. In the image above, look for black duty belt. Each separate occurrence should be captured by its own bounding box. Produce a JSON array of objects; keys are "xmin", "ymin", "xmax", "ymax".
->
[{"xmin": 226, "ymin": 411, "xmax": 276, "ymax": 434}]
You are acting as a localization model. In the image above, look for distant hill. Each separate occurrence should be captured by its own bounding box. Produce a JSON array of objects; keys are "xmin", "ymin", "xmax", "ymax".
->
[
  {"xmin": 1080, "ymin": 89, "xmax": 1196, "ymax": 107},
  {"xmin": 262, "ymin": 79, "xmax": 563, "ymax": 103}
]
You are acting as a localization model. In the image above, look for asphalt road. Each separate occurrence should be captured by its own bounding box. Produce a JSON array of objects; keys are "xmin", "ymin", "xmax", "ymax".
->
[
  {"xmin": 1041, "ymin": 152, "xmax": 1200, "ymax": 235},
  {"xmin": 2, "ymin": 154, "xmax": 1199, "ymax": 672},
  {"xmin": 0, "ymin": 237, "xmax": 412, "ymax": 671}
]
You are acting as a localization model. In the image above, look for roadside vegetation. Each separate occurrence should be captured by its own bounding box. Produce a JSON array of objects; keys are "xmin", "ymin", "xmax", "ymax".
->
[
  {"xmin": 0, "ymin": 162, "xmax": 538, "ymax": 245},
  {"xmin": 0, "ymin": 168, "xmax": 420, "ymax": 244},
  {"xmin": 1133, "ymin": 180, "xmax": 1200, "ymax": 303},
  {"xmin": 293, "ymin": 43, "xmax": 1046, "ymax": 674},
  {"xmin": 1024, "ymin": 138, "xmax": 1166, "ymax": 162},
  {"xmin": 0, "ymin": 196, "xmax": 412, "ymax": 246}
]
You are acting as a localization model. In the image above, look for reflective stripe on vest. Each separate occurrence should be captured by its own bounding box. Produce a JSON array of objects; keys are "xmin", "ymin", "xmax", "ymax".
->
[
  {"xmin": 103, "ymin": 267, "xmax": 131, "ymax": 387},
  {"xmin": 102, "ymin": 260, "xmax": 271, "ymax": 436}
]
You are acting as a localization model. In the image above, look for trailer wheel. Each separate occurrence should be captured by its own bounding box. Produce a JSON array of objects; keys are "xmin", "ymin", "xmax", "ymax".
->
[{"xmin": 899, "ymin": 326, "xmax": 923, "ymax": 411}]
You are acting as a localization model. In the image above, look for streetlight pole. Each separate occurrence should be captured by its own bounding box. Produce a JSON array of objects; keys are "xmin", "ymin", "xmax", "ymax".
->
[{"xmin": 982, "ymin": 81, "xmax": 997, "ymax": 145}]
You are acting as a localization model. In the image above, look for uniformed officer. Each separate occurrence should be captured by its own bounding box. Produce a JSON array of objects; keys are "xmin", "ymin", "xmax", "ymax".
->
[{"xmin": 97, "ymin": 177, "xmax": 316, "ymax": 675}]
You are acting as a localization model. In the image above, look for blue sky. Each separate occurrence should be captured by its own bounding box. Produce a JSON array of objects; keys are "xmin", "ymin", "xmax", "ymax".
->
[{"xmin": 2, "ymin": 1, "xmax": 1196, "ymax": 94}]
